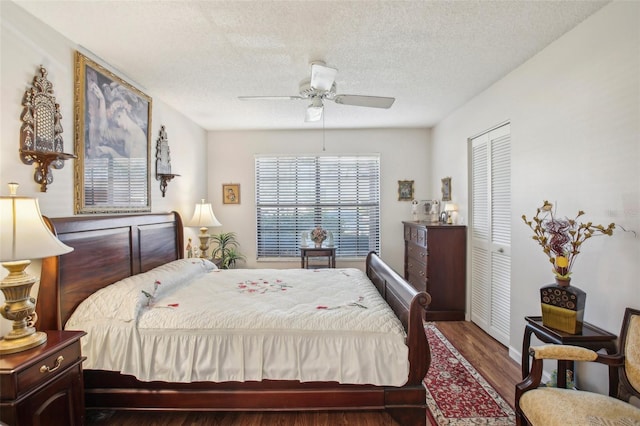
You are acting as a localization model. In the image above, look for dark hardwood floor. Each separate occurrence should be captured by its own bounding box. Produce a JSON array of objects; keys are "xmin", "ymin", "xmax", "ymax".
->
[{"xmin": 86, "ymin": 321, "xmax": 521, "ymax": 425}]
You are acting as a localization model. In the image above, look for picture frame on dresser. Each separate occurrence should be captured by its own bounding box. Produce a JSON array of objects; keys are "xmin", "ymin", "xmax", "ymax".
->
[{"xmin": 74, "ymin": 51, "xmax": 152, "ymax": 214}]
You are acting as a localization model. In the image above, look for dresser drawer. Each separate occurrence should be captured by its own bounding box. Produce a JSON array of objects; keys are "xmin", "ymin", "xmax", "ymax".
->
[
  {"xmin": 406, "ymin": 257, "xmax": 426, "ymax": 280},
  {"xmin": 415, "ymin": 226, "xmax": 427, "ymax": 247},
  {"xmin": 404, "ymin": 223, "xmax": 427, "ymax": 247},
  {"xmin": 406, "ymin": 242, "xmax": 428, "ymax": 263},
  {"xmin": 407, "ymin": 273, "xmax": 427, "ymax": 293},
  {"xmin": 12, "ymin": 337, "xmax": 82, "ymax": 400}
]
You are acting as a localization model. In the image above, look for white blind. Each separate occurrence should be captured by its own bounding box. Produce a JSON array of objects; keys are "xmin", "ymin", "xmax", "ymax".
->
[{"xmin": 255, "ymin": 155, "xmax": 380, "ymax": 258}]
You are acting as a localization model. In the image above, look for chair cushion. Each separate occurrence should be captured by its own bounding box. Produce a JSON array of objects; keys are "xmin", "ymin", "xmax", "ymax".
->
[
  {"xmin": 520, "ymin": 388, "xmax": 640, "ymax": 426},
  {"xmin": 626, "ymin": 315, "xmax": 640, "ymax": 393}
]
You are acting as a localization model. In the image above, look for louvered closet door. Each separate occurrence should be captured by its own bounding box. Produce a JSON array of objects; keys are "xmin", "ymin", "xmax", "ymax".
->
[{"xmin": 470, "ymin": 123, "xmax": 511, "ymax": 346}]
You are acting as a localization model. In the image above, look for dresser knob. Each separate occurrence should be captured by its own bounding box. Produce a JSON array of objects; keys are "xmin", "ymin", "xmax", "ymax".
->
[{"xmin": 40, "ymin": 356, "xmax": 64, "ymax": 373}]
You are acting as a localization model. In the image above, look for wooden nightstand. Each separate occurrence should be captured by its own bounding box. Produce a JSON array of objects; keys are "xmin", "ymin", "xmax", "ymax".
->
[{"xmin": 0, "ymin": 330, "xmax": 86, "ymax": 426}]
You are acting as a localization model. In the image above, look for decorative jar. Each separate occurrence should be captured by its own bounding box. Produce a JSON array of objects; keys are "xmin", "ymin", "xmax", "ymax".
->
[{"xmin": 540, "ymin": 279, "xmax": 586, "ymax": 334}]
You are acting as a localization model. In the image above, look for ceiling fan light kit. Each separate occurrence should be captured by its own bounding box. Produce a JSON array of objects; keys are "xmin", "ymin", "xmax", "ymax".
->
[
  {"xmin": 239, "ymin": 61, "xmax": 395, "ymax": 122},
  {"xmin": 305, "ymin": 98, "xmax": 324, "ymax": 122}
]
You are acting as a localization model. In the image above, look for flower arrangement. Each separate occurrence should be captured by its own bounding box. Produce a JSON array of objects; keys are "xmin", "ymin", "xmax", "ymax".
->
[
  {"xmin": 522, "ymin": 201, "xmax": 615, "ymax": 280},
  {"xmin": 310, "ymin": 226, "xmax": 327, "ymax": 244}
]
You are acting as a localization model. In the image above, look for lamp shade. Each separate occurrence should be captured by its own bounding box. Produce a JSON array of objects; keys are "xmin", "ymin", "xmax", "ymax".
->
[
  {"xmin": 0, "ymin": 196, "xmax": 73, "ymax": 262},
  {"xmin": 187, "ymin": 199, "xmax": 222, "ymax": 228},
  {"xmin": 444, "ymin": 203, "xmax": 458, "ymax": 212}
]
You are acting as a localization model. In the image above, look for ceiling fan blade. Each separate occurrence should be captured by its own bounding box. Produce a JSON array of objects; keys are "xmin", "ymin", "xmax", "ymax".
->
[
  {"xmin": 238, "ymin": 96, "xmax": 304, "ymax": 101},
  {"xmin": 310, "ymin": 63, "xmax": 337, "ymax": 91},
  {"xmin": 305, "ymin": 98, "xmax": 323, "ymax": 122},
  {"xmin": 333, "ymin": 95, "xmax": 395, "ymax": 109}
]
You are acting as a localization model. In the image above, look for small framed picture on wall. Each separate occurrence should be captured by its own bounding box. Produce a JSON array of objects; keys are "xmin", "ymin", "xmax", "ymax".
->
[
  {"xmin": 441, "ymin": 177, "xmax": 452, "ymax": 201},
  {"xmin": 397, "ymin": 180, "xmax": 414, "ymax": 201},
  {"xmin": 223, "ymin": 183, "xmax": 240, "ymax": 204}
]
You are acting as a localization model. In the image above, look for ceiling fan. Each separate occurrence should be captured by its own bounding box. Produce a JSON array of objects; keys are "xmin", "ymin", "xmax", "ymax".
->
[{"xmin": 238, "ymin": 61, "xmax": 395, "ymax": 122}]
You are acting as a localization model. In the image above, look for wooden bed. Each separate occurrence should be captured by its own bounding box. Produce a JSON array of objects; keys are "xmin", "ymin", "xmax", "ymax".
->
[{"xmin": 36, "ymin": 212, "xmax": 432, "ymax": 425}]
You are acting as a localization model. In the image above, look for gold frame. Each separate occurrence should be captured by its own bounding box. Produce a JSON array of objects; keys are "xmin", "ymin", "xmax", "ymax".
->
[
  {"xmin": 223, "ymin": 183, "xmax": 240, "ymax": 204},
  {"xmin": 74, "ymin": 51, "xmax": 152, "ymax": 214},
  {"xmin": 441, "ymin": 177, "xmax": 452, "ymax": 201},
  {"xmin": 397, "ymin": 180, "xmax": 414, "ymax": 201}
]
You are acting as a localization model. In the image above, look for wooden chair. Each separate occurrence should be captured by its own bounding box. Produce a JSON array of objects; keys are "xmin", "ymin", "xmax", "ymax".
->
[{"xmin": 515, "ymin": 307, "xmax": 640, "ymax": 425}]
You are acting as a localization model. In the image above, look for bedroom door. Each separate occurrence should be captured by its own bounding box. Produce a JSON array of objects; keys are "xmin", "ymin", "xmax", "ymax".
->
[{"xmin": 469, "ymin": 122, "xmax": 511, "ymax": 346}]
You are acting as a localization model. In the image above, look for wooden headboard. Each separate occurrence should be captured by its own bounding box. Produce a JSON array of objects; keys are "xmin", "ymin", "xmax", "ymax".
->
[{"xmin": 37, "ymin": 212, "xmax": 184, "ymax": 331}]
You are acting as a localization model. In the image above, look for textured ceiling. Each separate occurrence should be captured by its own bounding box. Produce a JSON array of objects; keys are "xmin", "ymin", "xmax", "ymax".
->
[{"xmin": 13, "ymin": 0, "xmax": 608, "ymax": 130}]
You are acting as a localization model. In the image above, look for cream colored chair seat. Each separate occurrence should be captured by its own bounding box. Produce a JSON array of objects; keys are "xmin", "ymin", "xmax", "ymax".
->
[
  {"xmin": 516, "ymin": 307, "xmax": 640, "ymax": 426},
  {"xmin": 520, "ymin": 387, "xmax": 640, "ymax": 425}
]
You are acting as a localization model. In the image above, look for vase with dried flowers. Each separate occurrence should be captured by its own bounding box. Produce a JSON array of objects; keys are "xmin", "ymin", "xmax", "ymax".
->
[
  {"xmin": 522, "ymin": 200, "xmax": 615, "ymax": 334},
  {"xmin": 311, "ymin": 226, "xmax": 327, "ymax": 248}
]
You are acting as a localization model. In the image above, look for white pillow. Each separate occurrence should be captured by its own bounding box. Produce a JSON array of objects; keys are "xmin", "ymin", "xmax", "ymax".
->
[{"xmin": 65, "ymin": 258, "xmax": 216, "ymax": 328}]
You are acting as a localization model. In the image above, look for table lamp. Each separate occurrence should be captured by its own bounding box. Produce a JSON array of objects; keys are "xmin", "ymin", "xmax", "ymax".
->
[
  {"xmin": 444, "ymin": 203, "xmax": 458, "ymax": 224},
  {"xmin": 187, "ymin": 199, "xmax": 222, "ymax": 258},
  {"xmin": 0, "ymin": 183, "xmax": 73, "ymax": 354}
]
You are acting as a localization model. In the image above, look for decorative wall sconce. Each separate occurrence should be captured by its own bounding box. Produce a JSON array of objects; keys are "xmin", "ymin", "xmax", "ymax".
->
[
  {"xmin": 155, "ymin": 125, "xmax": 179, "ymax": 197},
  {"xmin": 20, "ymin": 66, "xmax": 76, "ymax": 192}
]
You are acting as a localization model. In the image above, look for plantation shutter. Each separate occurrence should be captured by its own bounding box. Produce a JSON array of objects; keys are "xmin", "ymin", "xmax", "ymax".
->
[{"xmin": 255, "ymin": 155, "xmax": 380, "ymax": 259}]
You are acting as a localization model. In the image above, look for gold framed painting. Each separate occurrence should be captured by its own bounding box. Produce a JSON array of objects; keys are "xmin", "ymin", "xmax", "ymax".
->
[
  {"xmin": 441, "ymin": 177, "xmax": 452, "ymax": 201},
  {"xmin": 74, "ymin": 51, "xmax": 152, "ymax": 214},
  {"xmin": 223, "ymin": 183, "xmax": 240, "ymax": 204},
  {"xmin": 398, "ymin": 180, "xmax": 414, "ymax": 201}
]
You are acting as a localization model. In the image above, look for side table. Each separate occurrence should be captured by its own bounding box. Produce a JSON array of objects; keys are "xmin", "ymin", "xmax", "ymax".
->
[
  {"xmin": 300, "ymin": 247, "xmax": 336, "ymax": 269},
  {"xmin": 0, "ymin": 330, "xmax": 86, "ymax": 425},
  {"xmin": 522, "ymin": 316, "xmax": 617, "ymax": 395}
]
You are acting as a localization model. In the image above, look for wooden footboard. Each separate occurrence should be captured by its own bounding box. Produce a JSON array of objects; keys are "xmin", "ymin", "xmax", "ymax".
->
[{"xmin": 37, "ymin": 214, "xmax": 431, "ymax": 425}]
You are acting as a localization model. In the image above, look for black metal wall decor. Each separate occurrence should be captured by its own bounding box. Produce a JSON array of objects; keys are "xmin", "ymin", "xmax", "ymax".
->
[
  {"xmin": 155, "ymin": 125, "xmax": 179, "ymax": 197},
  {"xmin": 20, "ymin": 66, "xmax": 76, "ymax": 192}
]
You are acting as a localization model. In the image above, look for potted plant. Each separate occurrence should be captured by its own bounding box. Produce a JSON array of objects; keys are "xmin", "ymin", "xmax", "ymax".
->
[{"xmin": 210, "ymin": 232, "xmax": 245, "ymax": 269}]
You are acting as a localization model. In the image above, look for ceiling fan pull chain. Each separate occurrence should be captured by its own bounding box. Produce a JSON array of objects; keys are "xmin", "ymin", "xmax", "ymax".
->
[{"xmin": 322, "ymin": 112, "xmax": 326, "ymax": 152}]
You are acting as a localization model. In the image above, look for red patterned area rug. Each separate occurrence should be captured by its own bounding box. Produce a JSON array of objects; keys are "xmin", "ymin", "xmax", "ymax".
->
[{"xmin": 424, "ymin": 324, "xmax": 516, "ymax": 425}]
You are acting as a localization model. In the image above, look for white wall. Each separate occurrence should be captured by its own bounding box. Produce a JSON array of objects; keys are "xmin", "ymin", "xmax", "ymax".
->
[
  {"xmin": 1, "ymin": 1, "xmax": 208, "ymax": 334},
  {"xmin": 432, "ymin": 1, "xmax": 640, "ymax": 392},
  {"xmin": 207, "ymin": 128, "xmax": 431, "ymax": 273}
]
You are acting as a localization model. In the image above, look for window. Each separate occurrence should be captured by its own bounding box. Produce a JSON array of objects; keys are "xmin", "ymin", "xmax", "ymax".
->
[{"xmin": 255, "ymin": 155, "xmax": 380, "ymax": 259}]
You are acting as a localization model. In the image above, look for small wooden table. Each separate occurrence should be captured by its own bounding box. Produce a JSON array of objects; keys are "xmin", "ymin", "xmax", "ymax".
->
[
  {"xmin": 522, "ymin": 316, "xmax": 617, "ymax": 394},
  {"xmin": 0, "ymin": 330, "xmax": 86, "ymax": 425},
  {"xmin": 300, "ymin": 247, "xmax": 336, "ymax": 269}
]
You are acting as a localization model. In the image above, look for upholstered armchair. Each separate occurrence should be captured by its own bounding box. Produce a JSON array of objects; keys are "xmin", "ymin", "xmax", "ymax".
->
[{"xmin": 515, "ymin": 307, "xmax": 640, "ymax": 425}]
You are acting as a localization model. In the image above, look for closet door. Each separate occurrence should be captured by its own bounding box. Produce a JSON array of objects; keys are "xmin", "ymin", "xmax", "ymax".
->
[{"xmin": 470, "ymin": 123, "xmax": 511, "ymax": 346}]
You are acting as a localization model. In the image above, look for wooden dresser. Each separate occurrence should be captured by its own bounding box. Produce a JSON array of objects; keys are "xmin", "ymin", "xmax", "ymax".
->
[{"xmin": 403, "ymin": 221, "xmax": 467, "ymax": 321}]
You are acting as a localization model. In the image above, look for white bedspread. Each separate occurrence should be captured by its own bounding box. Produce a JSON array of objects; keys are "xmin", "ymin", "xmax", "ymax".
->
[{"xmin": 65, "ymin": 259, "xmax": 409, "ymax": 386}]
